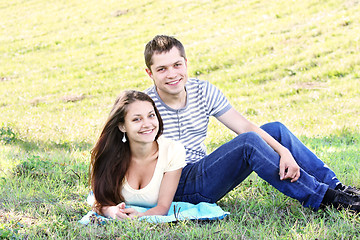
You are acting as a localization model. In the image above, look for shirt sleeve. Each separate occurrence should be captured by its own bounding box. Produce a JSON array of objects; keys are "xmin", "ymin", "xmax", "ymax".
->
[
  {"xmin": 203, "ymin": 80, "xmax": 232, "ymax": 117},
  {"xmin": 165, "ymin": 140, "xmax": 187, "ymax": 172}
]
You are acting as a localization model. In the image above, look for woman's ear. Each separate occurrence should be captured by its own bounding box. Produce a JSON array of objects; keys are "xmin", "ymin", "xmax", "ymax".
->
[{"xmin": 118, "ymin": 124, "xmax": 126, "ymax": 132}]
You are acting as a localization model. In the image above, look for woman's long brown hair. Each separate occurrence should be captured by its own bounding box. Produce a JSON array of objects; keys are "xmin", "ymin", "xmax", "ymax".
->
[{"xmin": 89, "ymin": 90, "xmax": 163, "ymax": 214}]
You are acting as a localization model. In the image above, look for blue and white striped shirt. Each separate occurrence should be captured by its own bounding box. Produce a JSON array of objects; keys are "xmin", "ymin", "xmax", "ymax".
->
[{"xmin": 144, "ymin": 78, "xmax": 232, "ymax": 164}]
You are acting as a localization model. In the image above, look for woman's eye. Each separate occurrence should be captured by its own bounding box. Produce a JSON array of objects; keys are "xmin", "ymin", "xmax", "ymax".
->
[{"xmin": 149, "ymin": 113, "xmax": 156, "ymax": 118}]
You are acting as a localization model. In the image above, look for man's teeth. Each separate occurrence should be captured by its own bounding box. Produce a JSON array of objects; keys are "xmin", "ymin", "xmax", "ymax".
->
[{"xmin": 168, "ymin": 80, "xmax": 179, "ymax": 85}]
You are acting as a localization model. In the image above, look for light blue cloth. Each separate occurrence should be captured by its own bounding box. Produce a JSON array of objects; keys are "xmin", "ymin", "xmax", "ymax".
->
[
  {"xmin": 79, "ymin": 201, "xmax": 230, "ymax": 224},
  {"xmin": 79, "ymin": 192, "xmax": 229, "ymax": 224}
]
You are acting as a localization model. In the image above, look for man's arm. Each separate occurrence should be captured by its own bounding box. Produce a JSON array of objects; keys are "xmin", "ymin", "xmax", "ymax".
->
[{"xmin": 217, "ymin": 107, "xmax": 300, "ymax": 182}]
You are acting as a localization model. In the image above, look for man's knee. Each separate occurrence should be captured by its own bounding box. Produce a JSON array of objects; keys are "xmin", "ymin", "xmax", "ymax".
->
[
  {"xmin": 235, "ymin": 131, "xmax": 262, "ymax": 144},
  {"xmin": 260, "ymin": 121, "xmax": 287, "ymax": 137},
  {"xmin": 260, "ymin": 121, "xmax": 284, "ymax": 130}
]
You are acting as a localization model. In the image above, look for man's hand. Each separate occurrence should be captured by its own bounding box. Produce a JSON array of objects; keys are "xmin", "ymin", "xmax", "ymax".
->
[
  {"xmin": 279, "ymin": 150, "xmax": 300, "ymax": 182},
  {"xmin": 102, "ymin": 202, "xmax": 129, "ymax": 220}
]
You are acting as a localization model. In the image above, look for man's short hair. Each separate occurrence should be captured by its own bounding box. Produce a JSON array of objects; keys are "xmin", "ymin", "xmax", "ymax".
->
[{"xmin": 144, "ymin": 35, "xmax": 186, "ymax": 70}]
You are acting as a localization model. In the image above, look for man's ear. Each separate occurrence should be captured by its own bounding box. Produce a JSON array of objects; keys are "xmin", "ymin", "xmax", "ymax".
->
[
  {"xmin": 118, "ymin": 125, "xmax": 126, "ymax": 132},
  {"xmin": 145, "ymin": 68, "xmax": 153, "ymax": 79}
]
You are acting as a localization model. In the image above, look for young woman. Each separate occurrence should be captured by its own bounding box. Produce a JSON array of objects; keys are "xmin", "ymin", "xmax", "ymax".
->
[{"xmin": 89, "ymin": 90, "xmax": 186, "ymax": 220}]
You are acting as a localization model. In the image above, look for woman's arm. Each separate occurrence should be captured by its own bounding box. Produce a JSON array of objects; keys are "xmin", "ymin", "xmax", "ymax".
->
[{"xmin": 123, "ymin": 168, "xmax": 182, "ymax": 218}]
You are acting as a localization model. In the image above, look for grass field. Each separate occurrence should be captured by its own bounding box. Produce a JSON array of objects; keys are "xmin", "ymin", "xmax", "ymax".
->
[{"xmin": 0, "ymin": 0, "xmax": 359, "ymax": 239}]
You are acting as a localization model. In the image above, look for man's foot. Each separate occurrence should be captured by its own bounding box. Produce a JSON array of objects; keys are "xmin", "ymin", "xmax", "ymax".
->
[
  {"xmin": 335, "ymin": 183, "xmax": 360, "ymax": 196},
  {"xmin": 323, "ymin": 190, "xmax": 360, "ymax": 213}
]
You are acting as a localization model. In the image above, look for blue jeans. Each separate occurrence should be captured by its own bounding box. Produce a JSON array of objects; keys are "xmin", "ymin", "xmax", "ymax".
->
[{"xmin": 174, "ymin": 122, "xmax": 340, "ymax": 211}]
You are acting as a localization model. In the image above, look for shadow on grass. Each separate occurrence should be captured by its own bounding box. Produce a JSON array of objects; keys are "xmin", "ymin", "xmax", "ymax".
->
[
  {"xmin": 299, "ymin": 131, "xmax": 360, "ymax": 148},
  {"xmin": 0, "ymin": 124, "xmax": 92, "ymax": 155},
  {"xmin": 0, "ymin": 125, "xmax": 92, "ymax": 152},
  {"xmin": 13, "ymin": 137, "xmax": 93, "ymax": 152},
  {"xmin": 0, "ymin": 126, "xmax": 92, "ymax": 192}
]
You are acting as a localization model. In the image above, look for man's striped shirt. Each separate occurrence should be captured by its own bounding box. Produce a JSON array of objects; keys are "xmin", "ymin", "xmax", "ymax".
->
[{"xmin": 144, "ymin": 78, "xmax": 231, "ymax": 164}]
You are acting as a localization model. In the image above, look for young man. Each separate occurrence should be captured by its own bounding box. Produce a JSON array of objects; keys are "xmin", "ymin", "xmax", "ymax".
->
[{"xmin": 143, "ymin": 35, "xmax": 360, "ymax": 212}]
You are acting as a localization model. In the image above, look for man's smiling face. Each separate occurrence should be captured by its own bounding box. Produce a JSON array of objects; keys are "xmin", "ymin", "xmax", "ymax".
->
[{"xmin": 146, "ymin": 46, "xmax": 188, "ymax": 99}]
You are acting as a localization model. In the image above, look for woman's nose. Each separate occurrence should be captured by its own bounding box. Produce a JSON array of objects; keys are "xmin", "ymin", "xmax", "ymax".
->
[{"xmin": 142, "ymin": 119, "xmax": 152, "ymax": 127}]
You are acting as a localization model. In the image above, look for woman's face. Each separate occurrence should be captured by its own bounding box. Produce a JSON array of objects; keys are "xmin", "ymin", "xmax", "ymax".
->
[{"xmin": 120, "ymin": 100, "xmax": 159, "ymax": 144}]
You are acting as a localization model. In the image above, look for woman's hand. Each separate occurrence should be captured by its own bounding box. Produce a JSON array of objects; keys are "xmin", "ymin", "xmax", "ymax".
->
[
  {"xmin": 123, "ymin": 208, "xmax": 144, "ymax": 219},
  {"xmin": 102, "ymin": 202, "xmax": 129, "ymax": 220}
]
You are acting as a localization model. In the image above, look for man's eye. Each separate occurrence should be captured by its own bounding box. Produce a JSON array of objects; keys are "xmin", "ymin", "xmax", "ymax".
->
[{"xmin": 157, "ymin": 68, "xmax": 165, "ymax": 72}]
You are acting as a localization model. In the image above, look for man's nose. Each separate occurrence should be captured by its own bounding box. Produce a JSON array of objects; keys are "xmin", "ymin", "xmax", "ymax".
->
[{"xmin": 167, "ymin": 67, "xmax": 177, "ymax": 78}]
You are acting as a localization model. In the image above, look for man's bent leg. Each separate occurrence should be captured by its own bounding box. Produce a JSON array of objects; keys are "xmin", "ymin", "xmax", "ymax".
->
[
  {"xmin": 174, "ymin": 132, "xmax": 328, "ymax": 210},
  {"xmin": 260, "ymin": 121, "xmax": 340, "ymax": 189}
]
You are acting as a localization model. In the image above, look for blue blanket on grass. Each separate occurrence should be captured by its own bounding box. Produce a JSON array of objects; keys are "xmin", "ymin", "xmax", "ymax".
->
[{"xmin": 79, "ymin": 193, "xmax": 229, "ymax": 224}]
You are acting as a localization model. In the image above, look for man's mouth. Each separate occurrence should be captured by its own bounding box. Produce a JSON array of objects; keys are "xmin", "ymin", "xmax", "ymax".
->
[{"xmin": 167, "ymin": 79, "xmax": 181, "ymax": 85}]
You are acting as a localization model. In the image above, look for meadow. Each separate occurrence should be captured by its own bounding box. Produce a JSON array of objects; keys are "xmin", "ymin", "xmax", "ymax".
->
[{"xmin": 0, "ymin": 0, "xmax": 359, "ymax": 239}]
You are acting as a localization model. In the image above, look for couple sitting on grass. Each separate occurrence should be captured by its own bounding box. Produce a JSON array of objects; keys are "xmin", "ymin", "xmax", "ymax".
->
[{"xmin": 89, "ymin": 35, "xmax": 360, "ymax": 220}]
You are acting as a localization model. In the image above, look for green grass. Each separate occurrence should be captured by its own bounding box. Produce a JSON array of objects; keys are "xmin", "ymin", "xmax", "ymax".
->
[{"xmin": 0, "ymin": 0, "xmax": 359, "ymax": 238}]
